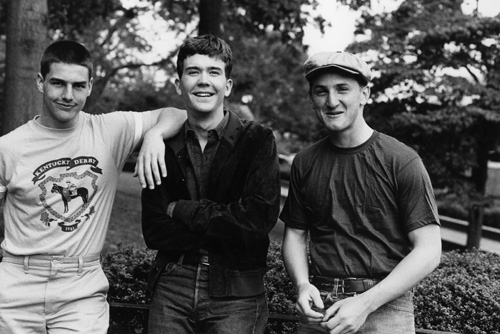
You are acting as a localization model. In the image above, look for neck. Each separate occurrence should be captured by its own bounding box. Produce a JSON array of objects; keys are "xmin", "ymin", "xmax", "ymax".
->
[
  {"xmin": 329, "ymin": 121, "xmax": 373, "ymax": 148},
  {"xmin": 187, "ymin": 108, "xmax": 225, "ymax": 140}
]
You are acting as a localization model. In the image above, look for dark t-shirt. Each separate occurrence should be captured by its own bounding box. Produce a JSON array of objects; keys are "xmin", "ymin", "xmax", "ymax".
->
[{"xmin": 280, "ymin": 131, "xmax": 440, "ymax": 278}]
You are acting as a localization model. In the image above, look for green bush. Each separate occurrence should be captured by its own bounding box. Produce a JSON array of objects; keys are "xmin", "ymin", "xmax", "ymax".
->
[
  {"xmin": 103, "ymin": 244, "xmax": 500, "ymax": 334},
  {"xmin": 265, "ymin": 242, "xmax": 298, "ymax": 334},
  {"xmin": 103, "ymin": 242, "xmax": 298, "ymax": 333},
  {"xmin": 102, "ymin": 244, "xmax": 155, "ymax": 333},
  {"xmin": 414, "ymin": 249, "xmax": 500, "ymax": 334}
]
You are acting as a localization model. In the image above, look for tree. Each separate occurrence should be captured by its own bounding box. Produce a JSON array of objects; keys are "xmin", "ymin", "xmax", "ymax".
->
[
  {"xmin": 346, "ymin": 0, "xmax": 500, "ymax": 247},
  {"xmin": 40, "ymin": 0, "xmax": 325, "ymax": 117},
  {"xmin": 2, "ymin": 0, "xmax": 48, "ymax": 134}
]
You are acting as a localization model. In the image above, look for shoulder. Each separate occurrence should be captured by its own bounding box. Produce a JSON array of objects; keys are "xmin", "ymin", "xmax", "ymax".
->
[
  {"xmin": 81, "ymin": 111, "xmax": 138, "ymax": 132},
  {"xmin": 371, "ymin": 132, "xmax": 428, "ymax": 176},
  {"xmin": 294, "ymin": 137, "xmax": 330, "ymax": 161},
  {"xmin": 375, "ymin": 132, "xmax": 418, "ymax": 156},
  {"xmin": 229, "ymin": 111, "xmax": 274, "ymax": 140},
  {"xmin": 0, "ymin": 122, "xmax": 32, "ymax": 148}
]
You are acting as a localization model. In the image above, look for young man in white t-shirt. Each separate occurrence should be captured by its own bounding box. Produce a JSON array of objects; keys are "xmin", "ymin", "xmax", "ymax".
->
[{"xmin": 0, "ymin": 40, "xmax": 186, "ymax": 334}]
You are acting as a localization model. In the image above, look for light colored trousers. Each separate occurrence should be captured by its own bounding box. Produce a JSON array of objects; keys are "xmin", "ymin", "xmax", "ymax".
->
[{"xmin": 0, "ymin": 252, "xmax": 109, "ymax": 334}]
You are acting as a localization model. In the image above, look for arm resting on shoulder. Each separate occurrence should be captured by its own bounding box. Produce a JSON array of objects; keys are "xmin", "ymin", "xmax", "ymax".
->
[{"xmin": 134, "ymin": 107, "xmax": 187, "ymax": 189}]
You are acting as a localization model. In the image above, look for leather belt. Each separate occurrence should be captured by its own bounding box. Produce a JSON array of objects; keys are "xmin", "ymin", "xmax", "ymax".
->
[
  {"xmin": 175, "ymin": 251, "xmax": 210, "ymax": 266},
  {"xmin": 312, "ymin": 276, "xmax": 382, "ymax": 295},
  {"xmin": 157, "ymin": 250, "xmax": 210, "ymax": 266}
]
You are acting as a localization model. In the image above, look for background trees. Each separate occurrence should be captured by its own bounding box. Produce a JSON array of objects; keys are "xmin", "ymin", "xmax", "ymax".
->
[
  {"xmin": 1, "ymin": 0, "xmax": 500, "ymax": 238},
  {"xmin": 2, "ymin": 0, "xmax": 47, "ymax": 134},
  {"xmin": 347, "ymin": 0, "xmax": 500, "ymax": 201}
]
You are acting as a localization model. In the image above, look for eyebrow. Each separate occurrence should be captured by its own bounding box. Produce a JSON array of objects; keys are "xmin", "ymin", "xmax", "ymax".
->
[
  {"xmin": 49, "ymin": 78, "xmax": 88, "ymax": 86},
  {"xmin": 185, "ymin": 65, "xmax": 223, "ymax": 72}
]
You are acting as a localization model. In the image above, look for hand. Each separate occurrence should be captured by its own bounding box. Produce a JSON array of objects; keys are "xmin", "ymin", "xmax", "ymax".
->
[
  {"xmin": 134, "ymin": 129, "xmax": 167, "ymax": 189},
  {"xmin": 295, "ymin": 283, "xmax": 325, "ymax": 325},
  {"xmin": 320, "ymin": 294, "xmax": 372, "ymax": 334},
  {"xmin": 167, "ymin": 202, "xmax": 176, "ymax": 217}
]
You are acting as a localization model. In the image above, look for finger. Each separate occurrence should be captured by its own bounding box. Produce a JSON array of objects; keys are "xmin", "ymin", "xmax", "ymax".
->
[
  {"xmin": 297, "ymin": 301, "xmax": 324, "ymax": 320},
  {"xmin": 150, "ymin": 159, "xmax": 162, "ymax": 186},
  {"xmin": 144, "ymin": 158, "xmax": 155, "ymax": 189},
  {"xmin": 135, "ymin": 159, "xmax": 147, "ymax": 189},
  {"xmin": 159, "ymin": 159, "xmax": 167, "ymax": 179},
  {"xmin": 322, "ymin": 302, "xmax": 340, "ymax": 321},
  {"xmin": 311, "ymin": 289, "xmax": 325, "ymax": 310}
]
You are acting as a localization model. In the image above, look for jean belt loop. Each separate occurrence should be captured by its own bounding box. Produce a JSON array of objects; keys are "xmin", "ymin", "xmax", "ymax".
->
[
  {"xmin": 333, "ymin": 278, "xmax": 339, "ymax": 297},
  {"xmin": 177, "ymin": 254, "xmax": 185, "ymax": 268},
  {"xmin": 23, "ymin": 256, "xmax": 29, "ymax": 274},
  {"xmin": 77, "ymin": 256, "xmax": 83, "ymax": 276}
]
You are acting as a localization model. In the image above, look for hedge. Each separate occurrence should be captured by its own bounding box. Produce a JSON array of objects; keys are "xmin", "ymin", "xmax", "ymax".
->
[{"xmin": 103, "ymin": 243, "xmax": 500, "ymax": 334}]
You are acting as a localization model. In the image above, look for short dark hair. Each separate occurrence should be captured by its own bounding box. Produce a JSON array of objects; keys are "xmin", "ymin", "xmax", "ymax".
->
[
  {"xmin": 40, "ymin": 40, "xmax": 93, "ymax": 79},
  {"xmin": 176, "ymin": 34, "xmax": 233, "ymax": 79}
]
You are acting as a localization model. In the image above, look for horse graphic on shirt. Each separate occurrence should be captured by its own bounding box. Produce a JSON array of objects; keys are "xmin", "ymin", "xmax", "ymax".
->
[{"xmin": 51, "ymin": 183, "xmax": 89, "ymax": 213}]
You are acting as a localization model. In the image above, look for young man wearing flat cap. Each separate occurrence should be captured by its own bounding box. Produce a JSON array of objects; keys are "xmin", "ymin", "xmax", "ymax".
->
[{"xmin": 280, "ymin": 51, "xmax": 442, "ymax": 333}]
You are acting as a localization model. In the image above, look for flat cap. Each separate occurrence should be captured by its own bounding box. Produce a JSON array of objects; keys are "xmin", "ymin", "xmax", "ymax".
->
[{"xmin": 304, "ymin": 51, "xmax": 372, "ymax": 85}]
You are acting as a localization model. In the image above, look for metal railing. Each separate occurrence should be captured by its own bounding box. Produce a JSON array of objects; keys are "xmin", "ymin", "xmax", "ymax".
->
[{"xmin": 108, "ymin": 302, "xmax": 461, "ymax": 334}]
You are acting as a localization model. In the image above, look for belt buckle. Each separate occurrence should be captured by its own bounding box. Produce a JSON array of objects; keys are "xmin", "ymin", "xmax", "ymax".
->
[
  {"xmin": 199, "ymin": 255, "xmax": 209, "ymax": 266},
  {"xmin": 333, "ymin": 278, "xmax": 356, "ymax": 297},
  {"xmin": 333, "ymin": 278, "xmax": 345, "ymax": 296}
]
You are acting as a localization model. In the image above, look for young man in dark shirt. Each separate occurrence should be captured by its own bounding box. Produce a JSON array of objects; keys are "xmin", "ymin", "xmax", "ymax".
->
[
  {"xmin": 141, "ymin": 34, "xmax": 281, "ymax": 334},
  {"xmin": 281, "ymin": 51, "xmax": 441, "ymax": 334}
]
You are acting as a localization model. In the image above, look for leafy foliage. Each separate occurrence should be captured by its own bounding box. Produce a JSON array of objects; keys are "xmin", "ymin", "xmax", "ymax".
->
[
  {"xmin": 103, "ymin": 244, "xmax": 500, "ymax": 334},
  {"xmin": 348, "ymin": 0, "xmax": 500, "ymax": 202},
  {"xmin": 414, "ymin": 249, "xmax": 500, "ymax": 333}
]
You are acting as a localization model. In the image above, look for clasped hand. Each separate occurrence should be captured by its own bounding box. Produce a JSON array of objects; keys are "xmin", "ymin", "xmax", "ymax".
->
[{"xmin": 296, "ymin": 283, "xmax": 371, "ymax": 334}]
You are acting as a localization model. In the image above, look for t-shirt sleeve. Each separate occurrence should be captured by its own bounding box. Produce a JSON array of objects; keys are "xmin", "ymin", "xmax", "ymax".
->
[
  {"xmin": 397, "ymin": 157, "xmax": 440, "ymax": 232},
  {"xmin": 279, "ymin": 155, "xmax": 309, "ymax": 230},
  {"xmin": 99, "ymin": 111, "xmax": 143, "ymax": 169}
]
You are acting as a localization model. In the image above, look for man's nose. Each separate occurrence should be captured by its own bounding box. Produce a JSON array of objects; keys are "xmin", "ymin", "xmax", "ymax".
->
[
  {"xmin": 62, "ymin": 85, "xmax": 74, "ymax": 100},
  {"xmin": 326, "ymin": 93, "xmax": 338, "ymax": 108}
]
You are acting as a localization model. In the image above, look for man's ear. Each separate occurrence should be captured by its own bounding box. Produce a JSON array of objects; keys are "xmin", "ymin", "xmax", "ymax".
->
[
  {"xmin": 360, "ymin": 85, "xmax": 370, "ymax": 106},
  {"xmin": 87, "ymin": 77, "xmax": 93, "ymax": 96},
  {"xmin": 36, "ymin": 73, "xmax": 44, "ymax": 94},
  {"xmin": 174, "ymin": 78, "xmax": 182, "ymax": 96},
  {"xmin": 224, "ymin": 78, "xmax": 233, "ymax": 97}
]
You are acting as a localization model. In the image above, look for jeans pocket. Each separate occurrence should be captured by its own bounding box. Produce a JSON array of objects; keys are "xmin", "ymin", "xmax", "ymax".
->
[{"xmin": 384, "ymin": 291, "xmax": 414, "ymax": 313}]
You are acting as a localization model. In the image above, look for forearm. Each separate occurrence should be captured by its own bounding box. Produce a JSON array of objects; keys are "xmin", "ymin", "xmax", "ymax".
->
[
  {"xmin": 283, "ymin": 227, "xmax": 310, "ymax": 289},
  {"xmin": 360, "ymin": 224, "xmax": 441, "ymax": 312},
  {"xmin": 172, "ymin": 133, "xmax": 280, "ymax": 238},
  {"xmin": 172, "ymin": 193, "xmax": 280, "ymax": 239},
  {"xmin": 148, "ymin": 107, "xmax": 187, "ymax": 139}
]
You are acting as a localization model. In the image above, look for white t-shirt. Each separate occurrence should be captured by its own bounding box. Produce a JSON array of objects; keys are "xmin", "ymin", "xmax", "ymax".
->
[{"xmin": 0, "ymin": 111, "xmax": 153, "ymax": 256}]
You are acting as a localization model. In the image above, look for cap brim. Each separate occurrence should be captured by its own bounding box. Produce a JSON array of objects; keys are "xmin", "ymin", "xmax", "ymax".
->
[{"xmin": 305, "ymin": 64, "xmax": 366, "ymax": 83}]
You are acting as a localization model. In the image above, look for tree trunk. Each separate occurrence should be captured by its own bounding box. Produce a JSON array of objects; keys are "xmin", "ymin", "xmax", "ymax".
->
[
  {"xmin": 3, "ymin": 0, "xmax": 48, "ymax": 135},
  {"xmin": 198, "ymin": 0, "xmax": 222, "ymax": 36}
]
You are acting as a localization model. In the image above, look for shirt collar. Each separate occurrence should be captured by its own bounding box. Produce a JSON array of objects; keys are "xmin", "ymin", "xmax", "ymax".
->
[{"xmin": 184, "ymin": 110, "xmax": 229, "ymax": 141}]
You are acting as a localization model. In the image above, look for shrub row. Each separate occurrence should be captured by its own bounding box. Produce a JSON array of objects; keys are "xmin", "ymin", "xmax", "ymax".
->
[{"xmin": 103, "ymin": 243, "xmax": 500, "ymax": 334}]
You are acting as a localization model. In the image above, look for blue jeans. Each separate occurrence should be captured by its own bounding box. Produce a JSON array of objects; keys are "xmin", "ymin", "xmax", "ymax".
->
[
  {"xmin": 148, "ymin": 262, "xmax": 268, "ymax": 334},
  {"xmin": 298, "ymin": 291, "xmax": 415, "ymax": 334}
]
